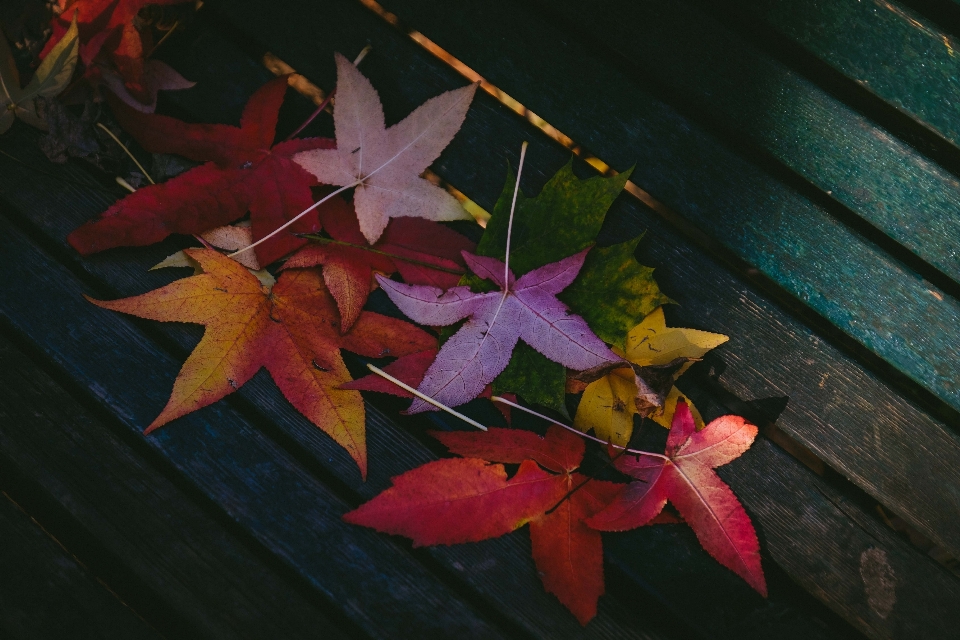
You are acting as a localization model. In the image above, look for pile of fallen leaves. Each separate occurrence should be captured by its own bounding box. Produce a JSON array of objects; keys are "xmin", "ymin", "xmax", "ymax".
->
[{"xmin": 2, "ymin": 9, "xmax": 768, "ymax": 624}]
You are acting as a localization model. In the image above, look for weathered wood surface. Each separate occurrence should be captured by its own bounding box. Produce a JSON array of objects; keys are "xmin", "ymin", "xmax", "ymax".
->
[
  {"xmin": 231, "ymin": 0, "xmax": 960, "ymax": 563},
  {"xmin": 550, "ymin": 0, "xmax": 960, "ymax": 291},
  {"xmin": 719, "ymin": 0, "xmax": 960, "ymax": 151},
  {"xmin": 0, "ymin": 491, "xmax": 162, "ymax": 640},
  {"xmin": 346, "ymin": 0, "xmax": 960, "ymax": 429},
  {"xmin": 0, "ymin": 213, "xmax": 506, "ymax": 639},
  {"xmin": 1, "ymin": 0, "xmax": 959, "ymax": 636},
  {"xmin": 0, "ymin": 335, "xmax": 352, "ymax": 640},
  {"xmin": 0, "ymin": 5, "xmax": 957, "ymax": 639}
]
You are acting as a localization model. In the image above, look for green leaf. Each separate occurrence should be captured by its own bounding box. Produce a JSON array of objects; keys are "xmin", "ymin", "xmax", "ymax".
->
[
  {"xmin": 560, "ymin": 237, "xmax": 674, "ymax": 349},
  {"xmin": 0, "ymin": 15, "xmax": 78, "ymax": 133},
  {"xmin": 476, "ymin": 160, "xmax": 632, "ymax": 272},
  {"xmin": 491, "ymin": 344, "xmax": 568, "ymax": 417}
]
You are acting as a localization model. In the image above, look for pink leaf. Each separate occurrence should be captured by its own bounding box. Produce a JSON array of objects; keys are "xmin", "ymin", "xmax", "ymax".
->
[
  {"xmin": 295, "ymin": 53, "xmax": 478, "ymax": 243},
  {"xmin": 588, "ymin": 402, "xmax": 766, "ymax": 595}
]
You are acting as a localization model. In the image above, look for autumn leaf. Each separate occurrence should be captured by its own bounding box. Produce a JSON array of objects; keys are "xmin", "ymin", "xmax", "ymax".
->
[
  {"xmin": 0, "ymin": 13, "xmax": 78, "ymax": 133},
  {"xmin": 377, "ymin": 249, "xmax": 619, "ymax": 413},
  {"xmin": 339, "ymin": 349, "xmax": 438, "ymax": 399},
  {"xmin": 346, "ymin": 425, "xmax": 621, "ymax": 623},
  {"xmin": 41, "ymin": 0, "xmax": 190, "ymax": 105},
  {"xmin": 468, "ymin": 162, "xmax": 667, "ymax": 412},
  {"xmin": 68, "ymin": 77, "xmax": 339, "ymax": 265},
  {"xmin": 588, "ymin": 400, "xmax": 767, "ymax": 596},
  {"xmin": 86, "ymin": 248, "xmax": 435, "ymax": 477},
  {"xmin": 574, "ymin": 307, "xmax": 728, "ymax": 445},
  {"xmin": 530, "ymin": 479, "xmax": 622, "ymax": 625},
  {"xmin": 344, "ymin": 457, "xmax": 568, "ymax": 544},
  {"xmin": 294, "ymin": 53, "xmax": 477, "ymax": 244},
  {"xmin": 99, "ymin": 58, "xmax": 194, "ymax": 113},
  {"xmin": 285, "ymin": 197, "xmax": 475, "ymax": 331}
]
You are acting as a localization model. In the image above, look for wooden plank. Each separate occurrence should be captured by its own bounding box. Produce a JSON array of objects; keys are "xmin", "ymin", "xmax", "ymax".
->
[
  {"xmin": 32, "ymin": 4, "xmax": 959, "ymax": 637},
  {"xmin": 543, "ymin": 0, "xmax": 960, "ymax": 289},
  {"xmin": 0, "ymin": 130, "xmax": 867, "ymax": 638},
  {"xmin": 0, "ymin": 335, "xmax": 352, "ymax": 639},
  {"xmin": 0, "ymin": 143, "xmax": 681, "ymax": 636},
  {"xmin": 716, "ymin": 0, "xmax": 960, "ymax": 150},
  {"xmin": 0, "ymin": 214, "xmax": 505, "ymax": 639},
  {"xmin": 349, "ymin": 0, "xmax": 960, "ymax": 423},
  {"xmin": 0, "ymin": 491, "xmax": 162, "ymax": 640},
  {"xmin": 0, "ymin": 109, "xmax": 672, "ymax": 640},
  {"xmin": 257, "ymin": 0, "xmax": 960, "ymax": 565}
]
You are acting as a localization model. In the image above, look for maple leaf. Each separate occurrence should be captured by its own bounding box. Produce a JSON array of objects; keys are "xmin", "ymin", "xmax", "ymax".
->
[
  {"xmin": 99, "ymin": 58, "xmax": 194, "ymax": 113},
  {"xmin": 86, "ymin": 248, "xmax": 435, "ymax": 477},
  {"xmin": 294, "ymin": 52, "xmax": 477, "ymax": 244},
  {"xmin": 377, "ymin": 249, "xmax": 620, "ymax": 413},
  {"xmin": 574, "ymin": 307, "xmax": 728, "ymax": 445},
  {"xmin": 0, "ymin": 14, "xmax": 78, "ymax": 134},
  {"xmin": 468, "ymin": 162, "xmax": 668, "ymax": 412},
  {"xmin": 41, "ymin": 0, "xmax": 189, "ymax": 104},
  {"xmin": 588, "ymin": 400, "xmax": 767, "ymax": 596},
  {"xmin": 346, "ymin": 425, "xmax": 621, "ymax": 623},
  {"xmin": 68, "ymin": 77, "xmax": 338, "ymax": 265},
  {"xmin": 284, "ymin": 197, "xmax": 475, "ymax": 331}
]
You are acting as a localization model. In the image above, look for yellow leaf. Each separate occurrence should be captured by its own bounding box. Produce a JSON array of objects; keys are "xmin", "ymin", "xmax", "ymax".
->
[{"xmin": 573, "ymin": 307, "xmax": 727, "ymax": 444}]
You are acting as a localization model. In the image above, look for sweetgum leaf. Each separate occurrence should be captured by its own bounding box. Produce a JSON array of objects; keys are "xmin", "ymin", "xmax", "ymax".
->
[
  {"xmin": 559, "ymin": 237, "xmax": 673, "ymax": 348},
  {"xmin": 86, "ymin": 248, "xmax": 434, "ymax": 477},
  {"xmin": 0, "ymin": 14, "xmax": 78, "ymax": 133},
  {"xmin": 295, "ymin": 53, "xmax": 476, "ymax": 243},
  {"xmin": 378, "ymin": 249, "xmax": 619, "ymax": 413},
  {"xmin": 473, "ymin": 161, "xmax": 667, "ymax": 408},
  {"xmin": 588, "ymin": 401, "xmax": 767, "ymax": 596},
  {"xmin": 476, "ymin": 160, "xmax": 631, "ymax": 273},
  {"xmin": 68, "ymin": 77, "xmax": 338, "ymax": 265}
]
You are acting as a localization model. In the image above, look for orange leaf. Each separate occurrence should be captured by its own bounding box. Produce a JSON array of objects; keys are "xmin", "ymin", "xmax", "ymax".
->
[{"xmin": 86, "ymin": 248, "xmax": 434, "ymax": 477}]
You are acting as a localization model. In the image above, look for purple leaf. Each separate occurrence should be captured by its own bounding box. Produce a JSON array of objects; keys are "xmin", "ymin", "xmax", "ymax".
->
[{"xmin": 377, "ymin": 247, "xmax": 620, "ymax": 413}]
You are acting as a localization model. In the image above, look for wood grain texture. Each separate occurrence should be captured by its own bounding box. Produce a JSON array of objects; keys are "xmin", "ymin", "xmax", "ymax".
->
[
  {"xmin": 0, "ymin": 335, "xmax": 351, "ymax": 640},
  {"xmin": 0, "ymin": 213, "xmax": 504, "ymax": 640},
  {"xmin": 0, "ymin": 492, "xmax": 162, "ymax": 640},
  {"xmin": 354, "ymin": 0, "xmax": 960, "ymax": 421},
  {"xmin": 548, "ymin": 0, "xmax": 960, "ymax": 288},
  {"xmin": 0, "ymin": 128, "xmax": 668, "ymax": 637},
  {"xmin": 312, "ymin": 0, "xmax": 960, "ymax": 563},
  {"xmin": 98, "ymin": 2, "xmax": 960, "ymax": 636},
  {"xmin": 719, "ymin": 0, "xmax": 960, "ymax": 149}
]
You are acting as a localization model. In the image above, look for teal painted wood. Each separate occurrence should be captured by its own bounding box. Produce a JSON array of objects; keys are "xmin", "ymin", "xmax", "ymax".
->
[
  {"xmin": 721, "ymin": 0, "xmax": 960, "ymax": 149},
  {"xmin": 549, "ymin": 0, "xmax": 960, "ymax": 288},
  {"xmin": 344, "ymin": 0, "xmax": 960, "ymax": 560},
  {"xmin": 355, "ymin": 1, "xmax": 960, "ymax": 426}
]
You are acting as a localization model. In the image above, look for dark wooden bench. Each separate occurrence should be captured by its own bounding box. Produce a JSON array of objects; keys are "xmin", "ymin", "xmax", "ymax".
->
[{"xmin": 2, "ymin": 0, "xmax": 960, "ymax": 637}]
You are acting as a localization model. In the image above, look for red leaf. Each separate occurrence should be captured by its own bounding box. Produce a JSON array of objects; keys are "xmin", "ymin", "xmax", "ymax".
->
[
  {"xmin": 68, "ymin": 77, "xmax": 336, "ymax": 265},
  {"xmin": 530, "ymin": 477, "xmax": 622, "ymax": 625},
  {"xmin": 588, "ymin": 401, "xmax": 766, "ymax": 595},
  {"xmin": 343, "ymin": 459, "xmax": 567, "ymax": 546},
  {"xmin": 431, "ymin": 424, "xmax": 584, "ymax": 474},
  {"xmin": 43, "ymin": 0, "xmax": 189, "ymax": 103},
  {"xmin": 339, "ymin": 349, "xmax": 437, "ymax": 398},
  {"xmin": 285, "ymin": 201, "xmax": 474, "ymax": 330}
]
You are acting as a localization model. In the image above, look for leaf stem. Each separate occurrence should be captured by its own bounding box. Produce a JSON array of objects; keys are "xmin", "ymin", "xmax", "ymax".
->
[
  {"xmin": 503, "ymin": 140, "xmax": 527, "ymax": 289},
  {"xmin": 97, "ymin": 123, "xmax": 155, "ymax": 184},
  {"xmin": 229, "ymin": 182, "xmax": 357, "ymax": 258},
  {"xmin": 490, "ymin": 395, "xmax": 669, "ymax": 461},
  {"xmin": 365, "ymin": 364, "xmax": 488, "ymax": 431},
  {"xmin": 284, "ymin": 46, "xmax": 372, "ymax": 142}
]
